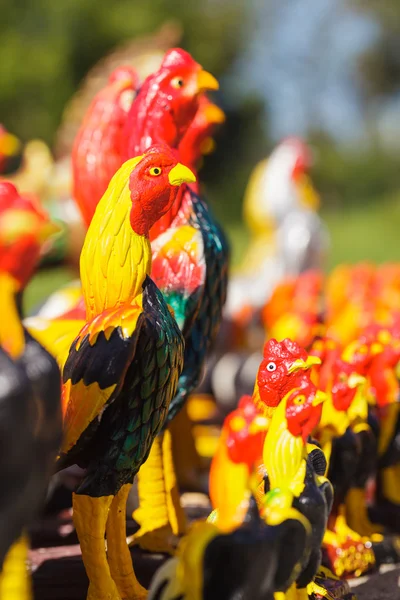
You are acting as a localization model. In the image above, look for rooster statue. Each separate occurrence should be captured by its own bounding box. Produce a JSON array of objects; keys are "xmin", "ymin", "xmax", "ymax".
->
[
  {"xmin": 225, "ymin": 137, "xmax": 327, "ymax": 321},
  {"xmin": 28, "ymin": 48, "xmax": 227, "ymax": 554},
  {"xmin": 121, "ymin": 48, "xmax": 228, "ymax": 552},
  {"xmin": 72, "ymin": 66, "xmax": 139, "ymax": 227},
  {"xmin": 0, "ymin": 182, "xmax": 62, "ymax": 600},
  {"xmin": 54, "ymin": 145, "xmax": 198, "ymax": 600},
  {"xmin": 147, "ymin": 500, "xmax": 311, "ymax": 600},
  {"xmin": 209, "ymin": 338, "xmax": 320, "ymax": 530},
  {"xmin": 263, "ymin": 383, "xmax": 333, "ymax": 600}
]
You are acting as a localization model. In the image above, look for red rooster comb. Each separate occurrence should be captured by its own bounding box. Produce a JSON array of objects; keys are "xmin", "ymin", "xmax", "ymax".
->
[
  {"xmin": 160, "ymin": 48, "xmax": 198, "ymax": 70},
  {"xmin": 108, "ymin": 66, "xmax": 139, "ymax": 86},
  {"xmin": 263, "ymin": 338, "xmax": 308, "ymax": 362}
]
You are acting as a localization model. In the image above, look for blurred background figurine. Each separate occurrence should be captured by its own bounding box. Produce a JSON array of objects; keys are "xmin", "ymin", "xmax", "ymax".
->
[
  {"xmin": 0, "ymin": 182, "xmax": 62, "ymax": 600},
  {"xmin": 225, "ymin": 137, "xmax": 327, "ymax": 322}
]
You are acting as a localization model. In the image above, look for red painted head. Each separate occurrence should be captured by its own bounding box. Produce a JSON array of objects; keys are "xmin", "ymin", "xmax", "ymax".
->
[
  {"xmin": 285, "ymin": 383, "xmax": 326, "ymax": 442},
  {"xmin": 330, "ymin": 358, "xmax": 365, "ymax": 412},
  {"xmin": 256, "ymin": 338, "xmax": 320, "ymax": 409},
  {"xmin": 224, "ymin": 395, "xmax": 268, "ymax": 469},
  {"xmin": 122, "ymin": 48, "xmax": 219, "ymax": 158},
  {"xmin": 0, "ymin": 182, "xmax": 59, "ymax": 287},
  {"xmin": 127, "ymin": 144, "xmax": 196, "ymax": 236},
  {"xmin": 280, "ymin": 137, "xmax": 312, "ymax": 180},
  {"xmin": 178, "ymin": 95, "xmax": 225, "ymax": 171}
]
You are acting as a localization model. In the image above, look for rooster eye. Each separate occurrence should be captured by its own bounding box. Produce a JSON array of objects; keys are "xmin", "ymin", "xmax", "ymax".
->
[
  {"xmin": 149, "ymin": 167, "xmax": 162, "ymax": 176},
  {"xmin": 266, "ymin": 362, "xmax": 276, "ymax": 372},
  {"xmin": 293, "ymin": 395, "xmax": 306, "ymax": 405},
  {"xmin": 171, "ymin": 77, "xmax": 184, "ymax": 89}
]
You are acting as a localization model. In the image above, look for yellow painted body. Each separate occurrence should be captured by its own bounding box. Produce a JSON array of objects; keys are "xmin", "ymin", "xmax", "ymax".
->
[
  {"xmin": 0, "ymin": 535, "xmax": 32, "ymax": 600},
  {"xmin": 132, "ymin": 431, "xmax": 187, "ymax": 554}
]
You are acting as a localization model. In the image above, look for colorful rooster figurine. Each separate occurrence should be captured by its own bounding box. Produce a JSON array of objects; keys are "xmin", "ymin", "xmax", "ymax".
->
[
  {"xmin": 263, "ymin": 383, "xmax": 331, "ymax": 600},
  {"xmin": 209, "ymin": 338, "xmax": 321, "ymax": 530},
  {"xmin": 72, "ymin": 66, "xmax": 139, "ymax": 226},
  {"xmin": 28, "ymin": 48, "xmax": 227, "ymax": 552},
  {"xmin": 56, "ymin": 146, "xmax": 194, "ymax": 600},
  {"xmin": 225, "ymin": 137, "xmax": 327, "ymax": 320},
  {"xmin": 147, "ymin": 501, "xmax": 311, "ymax": 600},
  {"xmin": 120, "ymin": 49, "xmax": 228, "ymax": 551},
  {"xmin": 0, "ymin": 182, "xmax": 62, "ymax": 600}
]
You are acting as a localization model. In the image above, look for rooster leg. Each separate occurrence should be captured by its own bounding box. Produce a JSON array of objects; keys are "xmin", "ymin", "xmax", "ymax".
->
[
  {"xmin": 0, "ymin": 534, "xmax": 31, "ymax": 600},
  {"xmin": 106, "ymin": 483, "xmax": 147, "ymax": 600},
  {"xmin": 131, "ymin": 433, "xmax": 178, "ymax": 554},
  {"xmin": 378, "ymin": 403, "xmax": 400, "ymax": 505},
  {"xmin": 345, "ymin": 488, "xmax": 384, "ymax": 536},
  {"xmin": 380, "ymin": 464, "xmax": 400, "ymax": 505},
  {"xmin": 169, "ymin": 403, "xmax": 203, "ymax": 491},
  {"xmin": 73, "ymin": 492, "xmax": 121, "ymax": 600},
  {"xmin": 163, "ymin": 427, "xmax": 187, "ymax": 536},
  {"xmin": 295, "ymin": 587, "xmax": 309, "ymax": 600}
]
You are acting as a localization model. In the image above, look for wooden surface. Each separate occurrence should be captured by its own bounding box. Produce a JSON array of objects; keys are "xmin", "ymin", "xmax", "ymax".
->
[
  {"xmin": 30, "ymin": 501, "xmax": 400, "ymax": 600},
  {"xmin": 31, "ymin": 495, "xmax": 210, "ymax": 600}
]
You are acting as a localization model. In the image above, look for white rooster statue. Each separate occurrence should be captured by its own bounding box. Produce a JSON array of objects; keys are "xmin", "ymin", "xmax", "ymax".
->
[{"xmin": 225, "ymin": 137, "xmax": 328, "ymax": 320}]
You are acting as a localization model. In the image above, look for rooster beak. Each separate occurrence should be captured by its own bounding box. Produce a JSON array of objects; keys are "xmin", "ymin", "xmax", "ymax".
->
[
  {"xmin": 204, "ymin": 103, "xmax": 225, "ymax": 124},
  {"xmin": 348, "ymin": 373, "xmax": 366, "ymax": 389},
  {"xmin": 39, "ymin": 220, "xmax": 62, "ymax": 243},
  {"xmin": 288, "ymin": 355, "xmax": 321, "ymax": 374},
  {"xmin": 197, "ymin": 70, "xmax": 219, "ymax": 93},
  {"xmin": 312, "ymin": 390, "xmax": 327, "ymax": 407},
  {"xmin": 168, "ymin": 163, "xmax": 196, "ymax": 186},
  {"xmin": 0, "ymin": 132, "xmax": 21, "ymax": 157}
]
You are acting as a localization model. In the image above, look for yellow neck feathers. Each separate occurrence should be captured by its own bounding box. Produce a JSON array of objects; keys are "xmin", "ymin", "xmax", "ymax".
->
[
  {"xmin": 263, "ymin": 396, "xmax": 306, "ymax": 499},
  {"xmin": 80, "ymin": 156, "xmax": 151, "ymax": 320}
]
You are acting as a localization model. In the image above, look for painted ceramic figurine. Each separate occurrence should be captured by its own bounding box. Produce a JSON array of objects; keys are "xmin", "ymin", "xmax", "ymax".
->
[
  {"xmin": 0, "ymin": 182, "xmax": 62, "ymax": 600},
  {"xmin": 147, "ymin": 501, "xmax": 311, "ymax": 600},
  {"xmin": 209, "ymin": 338, "xmax": 321, "ymax": 530},
  {"xmin": 263, "ymin": 383, "xmax": 332, "ymax": 600},
  {"xmin": 56, "ymin": 146, "xmax": 194, "ymax": 600},
  {"xmin": 27, "ymin": 49, "xmax": 228, "ymax": 554},
  {"xmin": 119, "ymin": 48, "xmax": 228, "ymax": 552},
  {"xmin": 72, "ymin": 66, "xmax": 139, "ymax": 226},
  {"xmin": 225, "ymin": 137, "xmax": 327, "ymax": 320}
]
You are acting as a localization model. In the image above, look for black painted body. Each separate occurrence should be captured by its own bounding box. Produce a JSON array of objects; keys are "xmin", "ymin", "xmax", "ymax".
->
[{"xmin": 58, "ymin": 276, "xmax": 184, "ymax": 497}]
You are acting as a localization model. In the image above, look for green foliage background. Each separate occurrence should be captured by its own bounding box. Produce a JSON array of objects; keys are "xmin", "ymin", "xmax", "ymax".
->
[{"xmin": 1, "ymin": 0, "xmax": 400, "ymax": 310}]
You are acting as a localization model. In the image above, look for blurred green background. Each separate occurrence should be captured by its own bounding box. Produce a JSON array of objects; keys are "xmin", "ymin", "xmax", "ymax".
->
[{"xmin": 1, "ymin": 0, "xmax": 400, "ymax": 309}]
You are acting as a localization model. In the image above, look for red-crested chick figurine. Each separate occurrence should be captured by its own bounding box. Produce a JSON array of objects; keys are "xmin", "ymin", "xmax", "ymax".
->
[
  {"xmin": 0, "ymin": 182, "xmax": 62, "ymax": 600},
  {"xmin": 209, "ymin": 338, "xmax": 320, "ymax": 531},
  {"xmin": 72, "ymin": 66, "xmax": 139, "ymax": 226}
]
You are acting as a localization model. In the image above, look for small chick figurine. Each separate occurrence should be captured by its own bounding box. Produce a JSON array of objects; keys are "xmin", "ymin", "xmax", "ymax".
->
[{"xmin": 0, "ymin": 182, "xmax": 62, "ymax": 600}]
